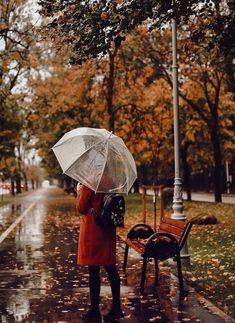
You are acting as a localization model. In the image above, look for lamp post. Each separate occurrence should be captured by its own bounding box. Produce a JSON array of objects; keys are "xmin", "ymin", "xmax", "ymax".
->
[{"xmin": 171, "ymin": 14, "xmax": 190, "ymax": 259}]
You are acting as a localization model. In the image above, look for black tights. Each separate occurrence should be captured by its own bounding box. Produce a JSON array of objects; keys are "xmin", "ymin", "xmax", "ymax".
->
[{"xmin": 88, "ymin": 265, "xmax": 121, "ymax": 311}]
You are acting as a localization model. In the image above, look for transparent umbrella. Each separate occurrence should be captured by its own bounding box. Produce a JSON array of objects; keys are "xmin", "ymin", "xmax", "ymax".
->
[{"xmin": 52, "ymin": 127, "xmax": 137, "ymax": 194}]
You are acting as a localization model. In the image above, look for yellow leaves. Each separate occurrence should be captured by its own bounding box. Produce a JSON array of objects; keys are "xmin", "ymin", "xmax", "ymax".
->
[
  {"xmin": 143, "ymin": 65, "xmax": 154, "ymax": 78},
  {"xmin": 11, "ymin": 51, "xmax": 22, "ymax": 62},
  {"xmin": 211, "ymin": 258, "xmax": 220, "ymax": 267},
  {"xmin": 223, "ymin": 305, "xmax": 229, "ymax": 313},
  {"xmin": 0, "ymin": 22, "xmax": 8, "ymax": 31},
  {"xmin": 27, "ymin": 113, "xmax": 39, "ymax": 122},
  {"xmin": 100, "ymin": 12, "xmax": 109, "ymax": 20},
  {"xmin": 69, "ymin": 4, "xmax": 76, "ymax": 11},
  {"xmin": 29, "ymin": 53, "xmax": 40, "ymax": 69},
  {"xmin": 226, "ymin": 295, "xmax": 234, "ymax": 301}
]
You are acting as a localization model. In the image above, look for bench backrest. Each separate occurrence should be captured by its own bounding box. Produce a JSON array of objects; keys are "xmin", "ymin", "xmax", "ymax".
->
[{"xmin": 159, "ymin": 217, "xmax": 192, "ymax": 250}]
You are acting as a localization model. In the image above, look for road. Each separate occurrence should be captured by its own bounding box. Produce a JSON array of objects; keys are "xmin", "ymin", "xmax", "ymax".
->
[{"xmin": 0, "ymin": 188, "xmax": 233, "ymax": 322}]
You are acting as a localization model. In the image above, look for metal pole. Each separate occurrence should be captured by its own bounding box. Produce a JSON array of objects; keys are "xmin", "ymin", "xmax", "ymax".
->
[
  {"xmin": 171, "ymin": 15, "xmax": 190, "ymax": 260},
  {"xmin": 171, "ymin": 17, "xmax": 184, "ymax": 221}
]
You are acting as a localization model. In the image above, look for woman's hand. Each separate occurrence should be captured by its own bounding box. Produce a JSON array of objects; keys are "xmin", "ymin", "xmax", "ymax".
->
[{"xmin": 76, "ymin": 183, "xmax": 82, "ymax": 195}]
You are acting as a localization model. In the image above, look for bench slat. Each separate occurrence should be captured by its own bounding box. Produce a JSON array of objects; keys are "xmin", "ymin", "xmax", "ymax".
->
[
  {"xmin": 161, "ymin": 217, "xmax": 186, "ymax": 229},
  {"xmin": 159, "ymin": 223, "xmax": 183, "ymax": 240},
  {"xmin": 126, "ymin": 238, "xmax": 145, "ymax": 254}
]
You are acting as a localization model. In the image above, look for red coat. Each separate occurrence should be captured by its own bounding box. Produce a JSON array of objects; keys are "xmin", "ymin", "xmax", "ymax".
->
[{"xmin": 76, "ymin": 185, "xmax": 116, "ymax": 266}]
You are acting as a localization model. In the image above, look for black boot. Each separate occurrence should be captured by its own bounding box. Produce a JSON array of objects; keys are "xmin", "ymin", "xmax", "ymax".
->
[
  {"xmin": 83, "ymin": 266, "xmax": 101, "ymax": 322},
  {"xmin": 81, "ymin": 307, "xmax": 101, "ymax": 322},
  {"xmin": 103, "ymin": 307, "xmax": 124, "ymax": 321}
]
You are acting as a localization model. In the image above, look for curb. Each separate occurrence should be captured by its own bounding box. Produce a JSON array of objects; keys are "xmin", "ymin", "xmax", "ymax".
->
[{"xmin": 194, "ymin": 289, "xmax": 235, "ymax": 323}]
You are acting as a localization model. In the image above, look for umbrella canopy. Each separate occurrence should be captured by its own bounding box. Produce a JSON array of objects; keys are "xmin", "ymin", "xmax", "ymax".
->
[{"xmin": 52, "ymin": 127, "xmax": 137, "ymax": 194}]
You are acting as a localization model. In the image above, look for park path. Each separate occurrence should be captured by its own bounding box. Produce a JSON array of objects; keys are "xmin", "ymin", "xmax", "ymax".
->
[
  {"xmin": 183, "ymin": 192, "xmax": 235, "ymax": 204},
  {"xmin": 142, "ymin": 187, "xmax": 235, "ymax": 204},
  {"xmin": 0, "ymin": 188, "xmax": 234, "ymax": 322}
]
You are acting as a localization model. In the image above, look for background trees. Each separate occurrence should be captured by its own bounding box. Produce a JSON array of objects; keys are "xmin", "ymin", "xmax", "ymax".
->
[
  {"xmin": 0, "ymin": 0, "xmax": 38, "ymax": 194},
  {"xmin": 26, "ymin": 16, "xmax": 234, "ymax": 200},
  {"xmin": 35, "ymin": 0, "xmax": 234, "ymax": 201},
  {"xmin": 1, "ymin": 1, "xmax": 234, "ymax": 200},
  {"xmin": 102, "ymin": 25, "xmax": 234, "ymax": 201},
  {"xmin": 38, "ymin": 0, "xmax": 234, "ymax": 63}
]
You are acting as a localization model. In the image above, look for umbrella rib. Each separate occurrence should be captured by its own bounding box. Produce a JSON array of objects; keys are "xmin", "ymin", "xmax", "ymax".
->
[
  {"xmin": 108, "ymin": 144, "xmax": 130, "ymax": 194},
  {"xmin": 62, "ymin": 138, "xmax": 105, "ymax": 174},
  {"xmin": 112, "ymin": 141, "xmax": 137, "ymax": 174},
  {"xmin": 94, "ymin": 138, "xmax": 109, "ymax": 193}
]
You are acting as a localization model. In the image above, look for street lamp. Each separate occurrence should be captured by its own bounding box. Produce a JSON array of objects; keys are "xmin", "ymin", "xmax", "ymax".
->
[
  {"xmin": 171, "ymin": 14, "xmax": 190, "ymax": 259},
  {"xmin": 171, "ymin": 16, "xmax": 184, "ymax": 221}
]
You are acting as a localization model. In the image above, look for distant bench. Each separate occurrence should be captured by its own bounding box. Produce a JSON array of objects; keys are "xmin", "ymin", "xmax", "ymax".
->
[{"xmin": 123, "ymin": 208, "xmax": 193, "ymax": 295}]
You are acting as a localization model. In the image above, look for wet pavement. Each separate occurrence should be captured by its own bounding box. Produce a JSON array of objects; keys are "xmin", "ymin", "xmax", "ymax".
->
[{"xmin": 0, "ymin": 188, "xmax": 234, "ymax": 323}]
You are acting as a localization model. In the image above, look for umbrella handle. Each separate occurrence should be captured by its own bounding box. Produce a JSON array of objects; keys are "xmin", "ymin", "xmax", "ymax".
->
[{"xmin": 108, "ymin": 178, "xmax": 128, "ymax": 192}]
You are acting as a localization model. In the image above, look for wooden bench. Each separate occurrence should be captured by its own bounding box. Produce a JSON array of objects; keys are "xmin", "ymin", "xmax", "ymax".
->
[{"xmin": 123, "ymin": 216, "xmax": 192, "ymax": 295}]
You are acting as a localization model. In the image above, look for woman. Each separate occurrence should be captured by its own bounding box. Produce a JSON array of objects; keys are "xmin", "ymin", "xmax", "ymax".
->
[{"xmin": 76, "ymin": 183, "xmax": 123, "ymax": 322}]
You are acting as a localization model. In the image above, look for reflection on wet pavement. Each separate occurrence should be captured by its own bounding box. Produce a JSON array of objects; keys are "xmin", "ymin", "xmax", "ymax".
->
[
  {"xmin": 0, "ymin": 189, "xmax": 167, "ymax": 322},
  {"xmin": 0, "ymin": 204, "xmax": 22, "ymax": 235},
  {"xmin": 0, "ymin": 189, "xmax": 227, "ymax": 322}
]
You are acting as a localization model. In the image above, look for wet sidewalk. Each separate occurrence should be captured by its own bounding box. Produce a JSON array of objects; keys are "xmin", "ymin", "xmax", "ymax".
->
[{"xmin": 0, "ymin": 188, "xmax": 234, "ymax": 322}]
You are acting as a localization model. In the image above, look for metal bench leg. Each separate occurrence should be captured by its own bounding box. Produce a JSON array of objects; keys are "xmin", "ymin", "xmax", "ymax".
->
[
  {"xmin": 123, "ymin": 244, "xmax": 129, "ymax": 272},
  {"xmin": 140, "ymin": 254, "xmax": 148, "ymax": 294},
  {"xmin": 154, "ymin": 257, "xmax": 159, "ymax": 285},
  {"xmin": 176, "ymin": 250, "xmax": 184, "ymax": 296}
]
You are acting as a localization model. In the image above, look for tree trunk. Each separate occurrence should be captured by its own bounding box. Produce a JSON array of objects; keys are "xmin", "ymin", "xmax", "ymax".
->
[
  {"xmin": 139, "ymin": 164, "xmax": 147, "ymax": 185},
  {"xmin": 224, "ymin": 54, "xmax": 235, "ymax": 97},
  {"xmin": 10, "ymin": 179, "xmax": 15, "ymax": 196},
  {"xmin": 181, "ymin": 143, "xmax": 192, "ymax": 201},
  {"xmin": 22, "ymin": 171, "xmax": 28, "ymax": 191},
  {"xmin": 107, "ymin": 48, "xmax": 118, "ymax": 131},
  {"xmin": 16, "ymin": 176, "xmax": 22, "ymax": 194},
  {"xmin": 133, "ymin": 179, "xmax": 139, "ymax": 193},
  {"xmin": 211, "ymin": 128, "xmax": 223, "ymax": 202},
  {"xmin": 152, "ymin": 157, "xmax": 159, "ymax": 184}
]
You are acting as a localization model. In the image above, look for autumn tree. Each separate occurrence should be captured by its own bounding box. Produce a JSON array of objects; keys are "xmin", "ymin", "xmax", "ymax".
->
[
  {"xmin": 38, "ymin": 0, "xmax": 234, "ymax": 63},
  {"xmin": 180, "ymin": 21, "xmax": 235, "ymax": 202},
  {"xmin": 120, "ymin": 24, "xmax": 234, "ymax": 201},
  {"xmin": 179, "ymin": 101, "xmax": 210, "ymax": 200},
  {"xmin": 0, "ymin": 0, "xmax": 38, "ymax": 193},
  {"xmin": 27, "ymin": 48, "xmax": 103, "ymax": 180},
  {"xmin": 37, "ymin": 0, "xmax": 234, "ymax": 198},
  {"xmin": 27, "ymin": 163, "xmax": 43, "ymax": 189}
]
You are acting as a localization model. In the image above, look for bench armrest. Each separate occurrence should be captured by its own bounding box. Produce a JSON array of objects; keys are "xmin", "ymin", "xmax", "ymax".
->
[
  {"xmin": 179, "ymin": 221, "xmax": 193, "ymax": 250},
  {"xmin": 146, "ymin": 231, "xmax": 178, "ymax": 245},
  {"xmin": 144, "ymin": 231, "xmax": 179, "ymax": 260},
  {"xmin": 127, "ymin": 223, "xmax": 155, "ymax": 239}
]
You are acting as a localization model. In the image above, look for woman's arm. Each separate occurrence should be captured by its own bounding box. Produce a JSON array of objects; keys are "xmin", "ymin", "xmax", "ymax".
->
[{"xmin": 76, "ymin": 185, "xmax": 94, "ymax": 214}]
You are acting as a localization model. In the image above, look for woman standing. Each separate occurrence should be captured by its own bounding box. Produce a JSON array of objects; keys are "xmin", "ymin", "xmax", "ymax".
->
[{"xmin": 76, "ymin": 184, "xmax": 123, "ymax": 322}]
